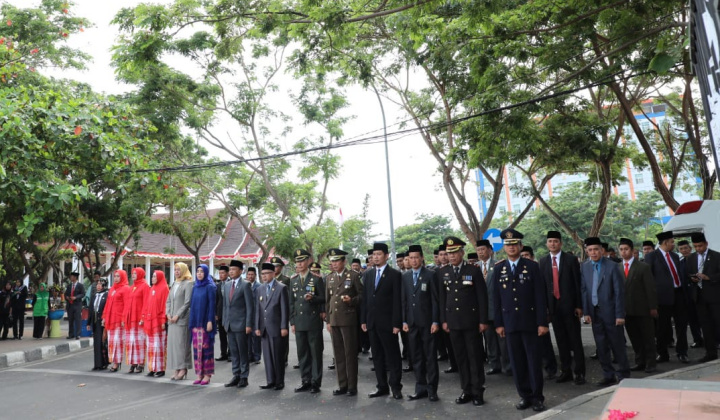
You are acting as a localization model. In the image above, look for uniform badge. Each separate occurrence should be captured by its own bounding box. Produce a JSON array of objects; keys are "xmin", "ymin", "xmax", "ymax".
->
[
  {"xmin": 330, "ymin": 290, "xmax": 333, "ymax": 296},
  {"xmin": 421, "ymin": 283, "xmax": 427, "ymax": 292},
  {"xmin": 260, "ymin": 296, "xmax": 263, "ymax": 301},
  {"xmin": 503, "ymin": 284, "xmax": 507, "ymax": 289}
]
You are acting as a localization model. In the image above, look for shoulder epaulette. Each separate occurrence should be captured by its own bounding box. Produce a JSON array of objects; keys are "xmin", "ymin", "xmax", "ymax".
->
[{"xmin": 494, "ymin": 259, "xmax": 506, "ymax": 266}]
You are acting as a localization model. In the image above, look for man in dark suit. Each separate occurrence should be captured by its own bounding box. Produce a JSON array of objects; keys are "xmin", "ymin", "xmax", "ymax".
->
[
  {"xmin": 686, "ymin": 232, "xmax": 720, "ymax": 362},
  {"xmin": 439, "ymin": 236, "xmax": 489, "ymax": 407},
  {"xmin": 215, "ymin": 265, "xmax": 230, "ymax": 362},
  {"xmin": 325, "ymin": 248, "xmax": 363, "ymax": 396},
  {"xmin": 493, "ymin": 229, "xmax": 548, "ymax": 412},
  {"xmin": 401, "ymin": 244, "xmax": 440, "ymax": 402},
  {"xmin": 644, "ymin": 231, "xmax": 690, "ymax": 363},
  {"xmin": 255, "ymin": 262, "xmax": 290, "ymax": 390},
  {"xmin": 581, "ymin": 237, "xmax": 630, "ymax": 386},
  {"xmin": 361, "ymin": 242, "xmax": 403, "ymax": 400},
  {"xmin": 476, "ymin": 239, "xmax": 509, "ymax": 376},
  {"xmin": 88, "ymin": 279, "xmax": 108, "ymax": 370},
  {"xmin": 245, "ymin": 267, "xmax": 262, "ymax": 364},
  {"xmin": 618, "ymin": 238, "xmax": 658, "ymax": 373},
  {"xmin": 64, "ymin": 272, "xmax": 85, "ymax": 340},
  {"xmin": 289, "ymin": 249, "xmax": 326, "ymax": 393},
  {"xmin": 539, "ymin": 231, "xmax": 586, "ymax": 385},
  {"xmin": 678, "ymin": 239, "xmax": 704, "ymax": 349},
  {"xmin": 224, "ymin": 260, "xmax": 255, "ymax": 388}
]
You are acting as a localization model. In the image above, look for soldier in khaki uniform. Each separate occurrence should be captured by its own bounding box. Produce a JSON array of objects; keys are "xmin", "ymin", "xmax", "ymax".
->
[
  {"xmin": 289, "ymin": 249, "xmax": 326, "ymax": 393},
  {"xmin": 271, "ymin": 256, "xmax": 291, "ymax": 367},
  {"xmin": 325, "ymin": 248, "xmax": 363, "ymax": 396}
]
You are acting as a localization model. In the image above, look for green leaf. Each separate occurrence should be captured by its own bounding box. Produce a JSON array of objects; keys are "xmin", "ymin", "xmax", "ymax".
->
[{"xmin": 648, "ymin": 53, "xmax": 675, "ymax": 74}]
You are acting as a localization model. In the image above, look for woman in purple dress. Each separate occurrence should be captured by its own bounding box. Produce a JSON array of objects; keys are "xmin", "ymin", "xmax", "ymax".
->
[{"xmin": 189, "ymin": 264, "xmax": 216, "ymax": 385}]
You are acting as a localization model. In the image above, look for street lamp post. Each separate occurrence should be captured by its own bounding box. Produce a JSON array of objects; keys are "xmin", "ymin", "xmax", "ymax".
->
[{"xmin": 371, "ymin": 84, "xmax": 396, "ymax": 265}]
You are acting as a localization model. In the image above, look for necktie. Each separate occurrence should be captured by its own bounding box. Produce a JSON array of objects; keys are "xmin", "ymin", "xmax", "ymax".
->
[
  {"xmin": 624, "ymin": 262, "xmax": 629, "ymax": 278},
  {"xmin": 266, "ymin": 284, "xmax": 271, "ymax": 298},
  {"xmin": 71, "ymin": 283, "xmax": 75, "ymax": 297},
  {"xmin": 552, "ymin": 256, "xmax": 560, "ymax": 300},
  {"xmin": 482, "ymin": 262, "xmax": 487, "ymax": 278},
  {"xmin": 413, "ymin": 271, "xmax": 419, "ymax": 287},
  {"xmin": 698, "ymin": 254, "xmax": 706, "ymax": 289},
  {"xmin": 592, "ymin": 262, "xmax": 600, "ymax": 306},
  {"xmin": 511, "ymin": 263, "xmax": 516, "ymax": 275},
  {"xmin": 230, "ymin": 280, "xmax": 235, "ymax": 300},
  {"xmin": 665, "ymin": 252, "xmax": 680, "ymax": 287},
  {"xmin": 454, "ymin": 266, "xmax": 460, "ymax": 277},
  {"xmin": 375, "ymin": 269, "xmax": 382, "ymax": 290}
]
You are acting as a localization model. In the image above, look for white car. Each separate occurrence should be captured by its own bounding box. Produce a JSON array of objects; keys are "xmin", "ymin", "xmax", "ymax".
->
[{"xmin": 664, "ymin": 200, "xmax": 720, "ymax": 248}]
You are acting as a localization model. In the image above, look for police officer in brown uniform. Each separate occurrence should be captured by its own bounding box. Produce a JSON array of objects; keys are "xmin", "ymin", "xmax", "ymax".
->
[{"xmin": 325, "ymin": 248, "xmax": 364, "ymax": 396}]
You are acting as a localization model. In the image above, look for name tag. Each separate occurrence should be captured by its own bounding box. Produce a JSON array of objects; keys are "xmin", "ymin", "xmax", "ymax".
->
[{"xmin": 421, "ymin": 283, "xmax": 427, "ymax": 292}]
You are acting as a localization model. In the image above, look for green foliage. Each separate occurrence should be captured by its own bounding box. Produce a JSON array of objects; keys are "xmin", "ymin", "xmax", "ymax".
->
[{"xmin": 394, "ymin": 214, "xmax": 460, "ymax": 265}]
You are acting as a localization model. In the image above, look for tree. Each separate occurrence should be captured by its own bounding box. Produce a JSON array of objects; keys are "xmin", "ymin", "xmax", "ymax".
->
[{"xmin": 394, "ymin": 213, "xmax": 459, "ymax": 264}]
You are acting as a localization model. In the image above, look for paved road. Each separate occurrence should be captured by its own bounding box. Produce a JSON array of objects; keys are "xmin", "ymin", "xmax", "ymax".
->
[{"xmin": 2, "ymin": 324, "xmax": 706, "ymax": 419}]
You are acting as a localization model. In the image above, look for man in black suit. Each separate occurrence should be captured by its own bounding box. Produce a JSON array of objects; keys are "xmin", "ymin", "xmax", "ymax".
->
[
  {"xmin": 539, "ymin": 231, "xmax": 586, "ymax": 385},
  {"xmin": 215, "ymin": 265, "xmax": 230, "ymax": 362},
  {"xmin": 64, "ymin": 272, "xmax": 85, "ymax": 340},
  {"xmin": 88, "ymin": 279, "xmax": 109, "ymax": 370},
  {"xmin": 361, "ymin": 242, "xmax": 403, "ymax": 400},
  {"xmin": 678, "ymin": 239, "xmax": 704, "ymax": 349},
  {"xmin": 439, "ymin": 236, "xmax": 489, "ymax": 407},
  {"xmin": 686, "ymin": 233, "xmax": 720, "ymax": 363},
  {"xmin": 644, "ymin": 231, "xmax": 690, "ymax": 363},
  {"xmin": 401, "ymin": 245, "xmax": 440, "ymax": 402},
  {"xmin": 619, "ymin": 238, "xmax": 658, "ymax": 373},
  {"xmin": 224, "ymin": 260, "xmax": 255, "ymax": 388}
]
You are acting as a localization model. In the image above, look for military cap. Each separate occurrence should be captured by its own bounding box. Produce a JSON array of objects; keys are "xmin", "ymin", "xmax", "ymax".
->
[
  {"xmin": 261, "ymin": 263, "xmax": 275, "ymax": 272},
  {"xmin": 270, "ymin": 256, "xmax": 285, "ymax": 266},
  {"xmin": 230, "ymin": 259, "xmax": 244, "ymax": 268},
  {"xmin": 310, "ymin": 262, "xmax": 322, "ymax": 271},
  {"xmin": 408, "ymin": 244, "xmax": 423, "ymax": 255},
  {"xmin": 476, "ymin": 239, "xmax": 491, "ymax": 248},
  {"xmin": 372, "ymin": 242, "xmax": 389, "ymax": 253},
  {"xmin": 500, "ymin": 228, "xmax": 524, "ymax": 245},
  {"xmin": 294, "ymin": 249, "xmax": 311, "ymax": 262},
  {"xmin": 467, "ymin": 252, "xmax": 479, "ymax": 260},
  {"xmin": 584, "ymin": 237, "xmax": 602, "ymax": 246},
  {"xmin": 246, "ymin": 267, "xmax": 256, "ymax": 273},
  {"xmin": 642, "ymin": 240, "xmax": 654, "ymax": 248},
  {"xmin": 351, "ymin": 258, "xmax": 361, "ymax": 265},
  {"xmin": 619, "ymin": 238, "xmax": 634, "ymax": 248},
  {"xmin": 443, "ymin": 236, "xmax": 466, "ymax": 253},
  {"xmin": 547, "ymin": 230, "xmax": 562, "ymax": 240},
  {"xmin": 328, "ymin": 248, "xmax": 348, "ymax": 261},
  {"xmin": 691, "ymin": 232, "xmax": 707, "ymax": 243},
  {"xmin": 218, "ymin": 265, "xmax": 230, "ymax": 272},
  {"xmin": 656, "ymin": 231, "xmax": 673, "ymax": 242}
]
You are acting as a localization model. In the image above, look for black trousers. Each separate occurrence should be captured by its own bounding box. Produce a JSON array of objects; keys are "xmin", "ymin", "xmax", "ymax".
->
[
  {"xmin": 449, "ymin": 328, "xmax": 485, "ymax": 396},
  {"xmin": 261, "ymin": 333, "xmax": 286, "ymax": 385},
  {"xmin": 368, "ymin": 328, "xmax": 403, "ymax": 391},
  {"xmin": 657, "ymin": 289, "xmax": 689, "ymax": 358},
  {"xmin": 696, "ymin": 291, "xmax": 720, "ymax": 358},
  {"xmin": 506, "ymin": 331, "xmax": 544, "ymax": 402},
  {"xmin": 540, "ymin": 333, "xmax": 557, "ymax": 375},
  {"xmin": 687, "ymin": 299, "xmax": 704, "ymax": 343},
  {"xmin": 33, "ymin": 316, "xmax": 46, "ymax": 339},
  {"xmin": 12, "ymin": 308, "xmax": 24, "ymax": 338},
  {"xmin": 92, "ymin": 321, "xmax": 108, "ymax": 368},
  {"xmin": 625, "ymin": 315, "xmax": 656, "ymax": 368},
  {"xmin": 0, "ymin": 313, "xmax": 10, "ymax": 338},
  {"xmin": 217, "ymin": 323, "xmax": 229, "ymax": 358},
  {"xmin": 67, "ymin": 304, "xmax": 82, "ymax": 338},
  {"xmin": 551, "ymin": 311, "xmax": 586, "ymax": 375},
  {"xmin": 408, "ymin": 326, "xmax": 438, "ymax": 394}
]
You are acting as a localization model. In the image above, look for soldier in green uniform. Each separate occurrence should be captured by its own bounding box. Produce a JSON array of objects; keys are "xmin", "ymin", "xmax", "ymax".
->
[
  {"xmin": 325, "ymin": 248, "xmax": 363, "ymax": 396},
  {"xmin": 271, "ymin": 256, "xmax": 291, "ymax": 366},
  {"xmin": 289, "ymin": 249, "xmax": 326, "ymax": 393}
]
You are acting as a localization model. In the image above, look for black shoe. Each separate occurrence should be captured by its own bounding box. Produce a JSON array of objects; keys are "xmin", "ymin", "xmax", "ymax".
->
[
  {"xmin": 668, "ymin": 341, "xmax": 675, "ymax": 348},
  {"xmin": 368, "ymin": 356, "xmax": 373, "ymax": 361},
  {"xmin": 154, "ymin": 371, "xmax": 165, "ymax": 377},
  {"xmin": 368, "ymin": 389, "xmax": 390, "ymax": 398},
  {"xmin": 545, "ymin": 372, "xmax": 557, "ymax": 380},
  {"xmin": 146, "ymin": 371, "xmax": 155, "ymax": 377},
  {"xmin": 215, "ymin": 355, "xmax": 228, "ymax": 361},
  {"xmin": 260, "ymin": 383, "xmax": 276, "ymax": 389},
  {"xmin": 597, "ymin": 377, "xmax": 617, "ymax": 387},
  {"xmin": 310, "ymin": 386, "xmax": 320, "ymax": 394},
  {"xmin": 455, "ymin": 393, "xmax": 472, "ymax": 404},
  {"xmin": 656, "ymin": 355, "xmax": 670, "ymax": 363},
  {"xmin": 444, "ymin": 367, "xmax": 458, "ymax": 373},
  {"xmin": 370, "ymin": 367, "xmax": 375, "ymax": 371},
  {"xmin": 237, "ymin": 378, "xmax": 248, "ymax": 388},
  {"xmin": 690, "ymin": 341, "xmax": 704, "ymax": 349},
  {"xmin": 293, "ymin": 364, "xmax": 300, "ymax": 369},
  {"xmin": 392, "ymin": 390, "xmax": 403, "ymax": 400},
  {"xmin": 590, "ymin": 352, "xmax": 598, "ymax": 360},
  {"xmin": 295, "ymin": 383, "xmax": 312, "ymax": 392},
  {"xmin": 347, "ymin": 389, "xmax": 357, "ymax": 396},
  {"xmin": 437, "ymin": 355, "xmax": 448, "ymax": 361},
  {"xmin": 678, "ymin": 354, "xmax": 689, "ymax": 364},
  {"xmin": 274, "ymin": 384, "xmax": 284, "ymax": 390},
  {"xmin": 532, "ymin": 400, "xmax": 546, "ymax": 412},
  {"xmin": 574, "ymin": 374, "xmax": 586, "ymax": 385},
  {"xmin": 407, "ymin": 392, "xmax": 427, "ymax": 400},
  {"xmin": 66, "ymin": 336, "xmax": 73, "ymax": 339},
  {"xmin": 333, "ymin": 388, "xmax": 348, "ymax": 396},
  {"xmin": 644, "ymin": 366, "xmax": 657, "ymax": 373},
  {"xmin": 91, "ymin": 367, "xmax": 100, "ymax": 371},
  {"xmin": 697, "ymin": 355, "xmax": 718, "ymax": 363},
  {"xmin": 555, "ymin": 371, "xmax": 573, "ymax": 383},
  {"xmin": 515, "ymin": 398, "xmax": 531, "ymax": 410},
  {"xmin": 428, "ymin": 393, "xmax": 439, "ymax": 402},
  {"xmin": 473, "ymin": 394, "xmax": 484, "ymax": 406},
  {"xmin": 328, "ymin": 364, "xmax": 335, "ymax": 370},
  {"xmin": 225, "ymin": 376, "xmax": 240, "ymax": 387},
  {"xmin": 630, "ymin": 364, "xmax": 646, "ymax": 371},
  {"xmin": 402, "ymin": 365, "xmax": 413, "ymax": 373},
  {"xmin": 486, "ymin": 368, "xmax": 501, "ymax": 375}
]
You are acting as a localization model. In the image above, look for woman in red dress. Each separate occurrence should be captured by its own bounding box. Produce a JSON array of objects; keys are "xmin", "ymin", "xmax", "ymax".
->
[
  {"xmin": 141, "ymin": 270, "xmax": 170, "ymax": 377},
  {"xmin": 123, "ymin": 267, "xmax": 150, "ymax": 373}
]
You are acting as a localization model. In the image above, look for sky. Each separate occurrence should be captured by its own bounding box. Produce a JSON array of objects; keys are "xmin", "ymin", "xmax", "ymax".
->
[{"xmin": 12, "ymin": 0, "xmax": 481, "ymax": 239}]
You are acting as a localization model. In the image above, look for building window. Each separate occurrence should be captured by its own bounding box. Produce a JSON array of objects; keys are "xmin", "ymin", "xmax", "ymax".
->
[{"xmin": 635, "ymin": 173, "xmax": 644, "ymax": 184}]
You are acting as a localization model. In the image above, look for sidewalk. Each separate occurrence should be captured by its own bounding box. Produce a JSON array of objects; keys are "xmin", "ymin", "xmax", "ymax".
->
[
  {"xmin": 0, "ymin": 320, "xmax": 92, "ymax": 368},
  {"xmin": 529, "ymin": 359, "xmax": 720, "ymax": 420}
]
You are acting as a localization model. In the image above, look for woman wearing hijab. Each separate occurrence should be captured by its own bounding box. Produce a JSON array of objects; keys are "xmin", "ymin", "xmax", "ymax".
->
[
  {"xmin": 167, "ymin": 262, "xmax": 193, "ymax": 380},
  {"xmin": 103, "ymin": 269, "xmax": 131, "ymax": 372},
  {"xmin": 123, "ymin": 267, "xmax": 150, "ymax": 373},
  {"xmin": 141, "ymin": 270, "xmax": 170, "ymax": 377},
  {"xmin": 32, "ymin": 283, "xmax": 50, "ymax": 339},
  {"xmin": 88, "ymin": 279, "xmax": 109, "ymax": 370},
  {"xmin": 189, "ymin": 264, "xmax": 217, "ymax": 385}
]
